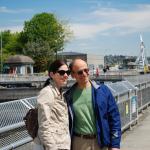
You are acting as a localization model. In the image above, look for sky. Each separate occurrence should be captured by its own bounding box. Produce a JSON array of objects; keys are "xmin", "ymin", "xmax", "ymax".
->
[{"xmin": 0, "ymin": 0, "xmax": 150, "ymax": 56}]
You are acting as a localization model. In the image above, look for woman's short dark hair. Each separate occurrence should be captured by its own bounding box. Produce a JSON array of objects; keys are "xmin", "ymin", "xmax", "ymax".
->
[{"xmin": 44, "ymin": 60, "xmax": 67, "ymax": 87}]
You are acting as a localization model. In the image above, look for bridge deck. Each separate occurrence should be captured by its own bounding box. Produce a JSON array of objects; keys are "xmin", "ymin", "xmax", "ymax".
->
[{"xmin": 121, "ymin": 107, "xmax": 150, "ymax": 150}]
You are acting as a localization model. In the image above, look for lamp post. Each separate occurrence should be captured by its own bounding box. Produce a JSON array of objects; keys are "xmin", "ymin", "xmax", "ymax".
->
[{"xmin": 1, "ymin": 31, "xmax": 2, "ymax": 74}]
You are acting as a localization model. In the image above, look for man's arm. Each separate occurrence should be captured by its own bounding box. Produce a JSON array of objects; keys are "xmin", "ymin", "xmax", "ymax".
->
[{"xmin": 107, "ymin": 87, "xmax": 121, "ymax": 149}]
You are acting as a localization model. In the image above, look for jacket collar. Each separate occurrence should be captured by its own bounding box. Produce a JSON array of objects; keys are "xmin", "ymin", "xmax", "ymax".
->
[
  {"xmin": 66, "ymin": 80, "xmax": 100, "ymax": 94},
  {"xmin": 90, "ymin": 80, "xmax": 100, "ymax": 89}
]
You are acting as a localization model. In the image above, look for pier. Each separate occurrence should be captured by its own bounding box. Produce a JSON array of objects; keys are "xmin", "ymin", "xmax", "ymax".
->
[
  {"xmin": 0, "ymin": 73, "xmax": 150, "ymax": 150},
  {"xmin": 121, "ymin": 107, "xmax": 150, "ymax": 150}
]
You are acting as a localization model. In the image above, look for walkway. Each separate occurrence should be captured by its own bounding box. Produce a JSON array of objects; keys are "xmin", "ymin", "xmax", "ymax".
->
[
  {"xmin": 14, "ymin": 107, "xmax": 150, "ymax": 150},
  {"xmin": 121, "ymin": 107, "xmax": 150, "ymax": 150}
]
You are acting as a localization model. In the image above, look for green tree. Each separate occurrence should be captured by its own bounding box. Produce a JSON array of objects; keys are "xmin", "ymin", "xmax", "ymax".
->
[
  {"xmin": 25, "ymin": 39, "xmax": 54, "ymax": 72},
  {"xmin": 1, "ymin": 30, "xmax": 23, "ymax": 56},
  {"xmin": 21, "ymin": 12, "xmax": 72, "ymax": 72},
  {"xmin": 5, "ymin": 32, "xmax": 23, "ymax": 54},
  {"xmin": 0, "ymin": 30, "xmax": 22, "ymax": 72},
  {"xmin": 1, "ymin": 30, "xmax": 11, "ymax": 48}
]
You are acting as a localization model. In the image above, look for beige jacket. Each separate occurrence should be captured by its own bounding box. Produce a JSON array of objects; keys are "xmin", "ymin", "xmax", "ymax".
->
[{"xmin": 34, "ymin": 83, "xmax": 71, "ymax": 150}]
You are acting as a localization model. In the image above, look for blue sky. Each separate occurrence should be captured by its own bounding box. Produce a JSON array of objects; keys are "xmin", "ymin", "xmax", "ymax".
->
[{"xmin": 0, "ymin": 0, "xmax": 150, "ymax": 56}]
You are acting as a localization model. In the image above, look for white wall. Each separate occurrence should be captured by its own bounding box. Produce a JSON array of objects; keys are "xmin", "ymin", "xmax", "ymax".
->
[{"xmin": 87, "ymin": 54, "xmax": 104, "ymax": 69}]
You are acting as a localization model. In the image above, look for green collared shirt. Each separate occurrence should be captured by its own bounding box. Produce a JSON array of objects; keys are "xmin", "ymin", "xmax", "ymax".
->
[{"xmin": 73, "ymin": 86, "xmax": 96, "ymax": 134}]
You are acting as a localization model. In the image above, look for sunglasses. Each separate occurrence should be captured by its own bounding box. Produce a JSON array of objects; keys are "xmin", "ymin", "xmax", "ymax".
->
[
  {"xmin": 76, "ymin": 68, "xmax": 89, "ymax": 75},
  {"xmin": 57, "ymin": 70, "xmax": 71, "ymax": 76}
]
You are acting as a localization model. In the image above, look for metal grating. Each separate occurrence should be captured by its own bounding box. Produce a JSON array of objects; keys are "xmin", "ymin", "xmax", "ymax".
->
[
  {"xmin": 121, "ymin": 81, "xmax": 137, "ymax": 90},
  {"xmin": 0, "ymin": 126, "xmax": 29, "ymax": 148},
  {"xmin": 0, "ymin": 100, "xmax": 28, "ymax": 128},
  {"xmin": 22, "ymin": 97, "xmax": 37, "ymax": 108},
  {"xmin": 0, "ymin": 98, "xmax": 36, "ymax": 149},
  {"xmin": 96, "ymin": 81, "xmax": 136, "ymax": 96},
  {"xmin": 26, "ymin": 97, "xmax": 37, "ymax": 107},
  {"xmin": 107, "ymin": 82, "xmax": 129, "ymax": 95},
  {"xmin": 1, "ymin": 80, "xmax": 150, "ymax": 149}
]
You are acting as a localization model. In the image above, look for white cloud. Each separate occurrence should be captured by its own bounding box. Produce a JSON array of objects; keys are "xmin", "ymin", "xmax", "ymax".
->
[
  {"xmin": 0, "ymin": 26, "xmax": 23, "ymax": 32},
  {"xmin": 70, "ymin": 23, "xmax": 114, "ymax": 39},
  {"xmin": 71, "ymin": 4, "xmax": 150, "ymax": 39},
  {"xmin": 0, "ymin": 6, "xmax": 33, "ymax": 13}
]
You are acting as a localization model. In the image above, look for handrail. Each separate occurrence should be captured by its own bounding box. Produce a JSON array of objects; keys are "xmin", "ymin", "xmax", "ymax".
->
[{"xmin": 1, "ymin": 79, "xmax": 150, "ymax": 149}]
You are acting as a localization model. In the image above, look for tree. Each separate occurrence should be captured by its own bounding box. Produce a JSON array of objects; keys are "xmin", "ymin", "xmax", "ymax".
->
[
  {"xmin": 1, "ymin": 30, "xmax": 23, "ymax": 56},
  {"xmin": 5, "ymin": 32, "xmax": 23, "ymax": 54},
  {"xmin": 0, "ymin": 31, "xmax": 23, "ymax": 72},
  {"xmin": 24, "ymin": 39, "xmax": 54, "ymax": 72},
  {"xmin": 21, "ymin": 12, "xmax": 71, "ymax": 72}
]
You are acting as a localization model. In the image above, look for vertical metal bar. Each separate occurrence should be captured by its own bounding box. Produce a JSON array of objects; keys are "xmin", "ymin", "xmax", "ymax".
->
[
  {"xmin": 129, "ymin": 90, "xmax": 132, "ymax": 130},
  {"xmin": 1, "ymin": 31, "xmax": 2, "ymax": 74}
]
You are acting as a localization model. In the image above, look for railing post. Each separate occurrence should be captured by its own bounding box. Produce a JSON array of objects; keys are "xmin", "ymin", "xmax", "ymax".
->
[{"xmin": 129, "ymin": 90, "xmax": 132, "ymax": 130}]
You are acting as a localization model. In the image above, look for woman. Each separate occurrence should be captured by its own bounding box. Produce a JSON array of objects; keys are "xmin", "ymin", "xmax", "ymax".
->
[{"xmin": 33, "ymin": 60, "xmax": 71, "ymax": 150}]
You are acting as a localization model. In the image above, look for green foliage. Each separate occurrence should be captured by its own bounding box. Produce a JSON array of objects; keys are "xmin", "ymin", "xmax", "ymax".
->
[
  {"xmin": 24, "ymin": 39, "xmax": 55, "ymax": 72},
  {"xmin": 21, "ymin": 12, "xmax": 72, "ymax": 72},
  {"xmin": 5, "ymin": 32, "xmax": 23, "ymax": 54},
  {"xmin": 1, "ymin": 30, "xmax": 11, "ymax": 48},
  {"xmin": 1, "ymin": 12, "xmax": 72, "ymax": 73},
  {"xmin": 1, "ymin": 30, "xmax": 23, "ymax": 56}
]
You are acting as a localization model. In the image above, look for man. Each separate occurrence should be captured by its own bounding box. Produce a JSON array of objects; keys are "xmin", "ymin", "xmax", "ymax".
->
[{"xmin": 65, "ymin": 59, "xmax": 121, "ymax": 150}]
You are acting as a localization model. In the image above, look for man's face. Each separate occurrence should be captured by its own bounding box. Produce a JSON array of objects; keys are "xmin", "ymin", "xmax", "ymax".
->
[{"xmin": 71, "ymin": 59, "xmax": 89, "ymax": 85}]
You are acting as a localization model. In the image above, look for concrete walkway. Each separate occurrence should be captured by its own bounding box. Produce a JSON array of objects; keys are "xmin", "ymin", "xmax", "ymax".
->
[
  {"xmin": 121, "ymin": 107, "xmax": 150, "ymax": 150},
  {"xmin": 15, "ymin": 108, "xmax": 150, "ymax": 150}
]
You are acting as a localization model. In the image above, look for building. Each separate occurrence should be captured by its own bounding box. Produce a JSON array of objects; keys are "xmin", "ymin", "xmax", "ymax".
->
[
  {"xmin": 3, "ymin": 55, "xmax": 34, "ymax": 75},
  {"xmin": 87, "ymin": 53, "xmax": 104, "ymax": 70},
  {"xmin": 58, "ymin": 52, "xmax": 87, "ymax": 65},
  {"xmin": 58, "ymin": 52, "xmax": 104, "ymax": 75}
]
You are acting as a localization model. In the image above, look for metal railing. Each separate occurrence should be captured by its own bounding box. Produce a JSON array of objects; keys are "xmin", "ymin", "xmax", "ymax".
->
[
  {"xmin": 1, "ymin": 79, "xmax": 150, "ymax": 149},
  {"xmin": 0, "ymin": 97, "xmax": 36, "ymax": 150},
  {"xmin": 0, "ymin": 74, "xmax": 48, "ymax": 83},
  {"xmin": 0, "ymin": 69, "xmax": 138, "ymax": 83}
]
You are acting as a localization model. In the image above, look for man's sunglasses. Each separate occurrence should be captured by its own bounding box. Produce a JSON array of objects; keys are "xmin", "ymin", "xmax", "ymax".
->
[
  {"xmin": 76, "ymin": 68, "xmax": 89, "ymax": 75},
  {"xmin": 57, "ymin": 70, "xmax": 71, "ymax": 76}
]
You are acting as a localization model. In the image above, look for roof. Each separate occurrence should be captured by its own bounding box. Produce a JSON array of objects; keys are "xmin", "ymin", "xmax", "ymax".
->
[
  {"xmin": 58, "ymin": 51, "xmax": 86, "ymax": 56},
  {"xmin": 6, "ymin": 55, "xmax": 34, "ymax": 64}
]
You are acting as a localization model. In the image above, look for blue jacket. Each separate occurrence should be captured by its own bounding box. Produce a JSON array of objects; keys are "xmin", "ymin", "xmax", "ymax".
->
[{"xmin": 64, "ymin": 81, "xmax": 121, "ymax": 148}]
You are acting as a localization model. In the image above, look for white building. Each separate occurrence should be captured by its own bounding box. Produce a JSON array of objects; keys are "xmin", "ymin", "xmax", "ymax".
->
[
  {"xmin": 58, "ymin": 52, "xmax": 104, "ymax": 75},
  {"xmin": 87, "ymin": 53, "xmax": 104, "ymax": 70}
]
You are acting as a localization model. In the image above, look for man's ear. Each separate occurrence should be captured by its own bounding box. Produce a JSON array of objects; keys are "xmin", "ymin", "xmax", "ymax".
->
[{"xmin": 71, "ymin": 72, "xmax": 75, "ymax": 78}]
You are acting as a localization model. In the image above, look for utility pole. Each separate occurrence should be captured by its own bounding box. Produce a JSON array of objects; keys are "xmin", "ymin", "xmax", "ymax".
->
[{"xmin": 1, "ymin": 31, "xmax": 2, "ymax": 74}]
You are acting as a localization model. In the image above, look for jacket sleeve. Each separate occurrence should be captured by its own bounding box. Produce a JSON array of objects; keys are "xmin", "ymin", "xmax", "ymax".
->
[
  {"xmin": 37, "ymin": 87, "xmax": 57, "ymax": 150},
  {"xmin": 107, "ymin": 87, "xmax": 121, "ymax": 149}
]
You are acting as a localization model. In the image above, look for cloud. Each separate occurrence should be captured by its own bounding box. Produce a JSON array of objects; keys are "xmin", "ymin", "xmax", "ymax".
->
[
  {"xmin": 0, "ymin": 6, "xmax": 33, "ymax": 13},
  {"xmin": 71, "ymin": 4, "xmax": 150, "ymax": 39},
  {"xmin": 0, "ymin": 26, "xmax": 23, "ymax": 32},
  {"xmin": 70, "ymin": 23, "xmax": 114, "ymax": 39}
]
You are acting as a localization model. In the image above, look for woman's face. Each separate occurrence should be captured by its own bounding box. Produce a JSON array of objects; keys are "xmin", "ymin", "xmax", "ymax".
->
[{"xmin": 50, "ymin": 64, "xmax": 70, "ymax": 88}]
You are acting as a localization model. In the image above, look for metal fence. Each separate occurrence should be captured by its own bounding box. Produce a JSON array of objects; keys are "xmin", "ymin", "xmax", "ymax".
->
[
  {"xmin": 0, "ymin": 70, "xmax": 138, "ymax": 82},
  {"xmin": 0, "ymin": 97, "xmax": 36, "ymax": 150},
  {"xmin": 1, "ymin": 79, "xmax": 150, "ymax": 149}
]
